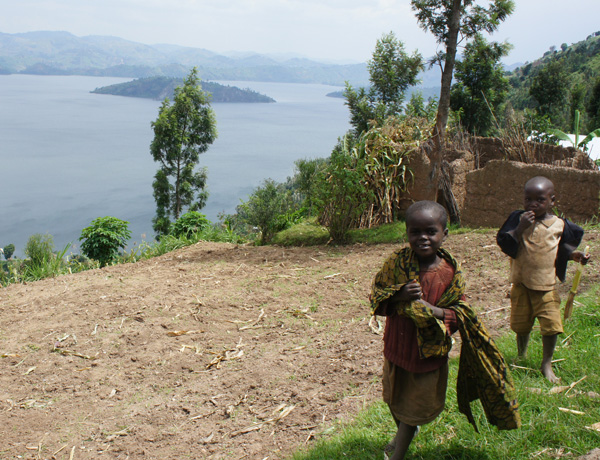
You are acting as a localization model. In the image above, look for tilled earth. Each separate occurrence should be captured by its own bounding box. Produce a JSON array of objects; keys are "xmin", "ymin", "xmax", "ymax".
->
[{"xmin": 1, "ymin": 229, "xmax": 599, "ymax": 459}]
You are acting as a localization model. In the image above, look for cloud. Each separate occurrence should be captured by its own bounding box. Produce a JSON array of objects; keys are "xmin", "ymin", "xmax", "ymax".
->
[{"xmin": 1, "ymin": 0, "xmax": 599, "ymax": 63}]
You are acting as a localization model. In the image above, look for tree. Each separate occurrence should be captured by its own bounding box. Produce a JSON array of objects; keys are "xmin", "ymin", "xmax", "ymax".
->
[
  {"xmin": 79, "ymin": 216, "xmax": 131, "ymax": 267},
  {"xmin": 345, "ymin": 32, "xmax": 422, "ymax": 135},
  {"xmin": 529, "ymin": 59, "xmax": 569, "ymax": 126},
  {"xmin": 2, "ymin": 244, "xmax": 15, "ymax": 260},
  {"xmin": 238, "ymin": 179, "xmax": 293, "ymax": 245},
  {"xmin": 292, "ymin": 158, "xmax": 328, "ymax": 216},
  {"xmin": 411, "ymin": 0, "xmax": 514, "ymax": 145},
  {"xmin": 405, "ymin": 91, "xmax": 438, "ymax": 121},
  {"xmin": 450, "ymin": 34, "xmax": 511, "ymax": 135},
  {"xmin": 150, "ymin": 67, "xmax": 217, "ymax": 236},
  {"xmin": 588, "ymin": 78, "xmax": 600, "ymax": 132},
  {"xmin": 368, "ymin": 32, "xmax": 423, "ymax": 113}
]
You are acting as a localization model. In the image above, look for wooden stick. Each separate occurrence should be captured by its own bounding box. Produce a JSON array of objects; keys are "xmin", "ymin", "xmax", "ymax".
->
[
  {"xmin": 558, "ymin": 407, "xmax": 585, "ymax": 415},
  {"xmin": 480, "ymin": 306, "xmax": 509, "ymax": 315},
  {"xmin": 565, "ymin": 375, "xmax": 587, "ymax": 396}
]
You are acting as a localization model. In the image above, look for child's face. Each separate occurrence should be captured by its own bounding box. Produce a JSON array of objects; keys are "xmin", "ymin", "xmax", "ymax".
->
[
  {"xmin": 523, "ymin": 183, "xmax": 555, "ymax": 218},
  {"xmin": 406, "ymin": 210, "xmax": 448, "ymax": 260}
]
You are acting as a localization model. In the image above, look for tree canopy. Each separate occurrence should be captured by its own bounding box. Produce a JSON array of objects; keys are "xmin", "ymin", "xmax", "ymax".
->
[
  {"xmin": 450, "ymin": 34, "xmax": 511, "ymax": 136},
  {"xmin": 411, "ymin": 0, "xmax": 514, "ymax": 143},
  {"xmin": 345, "ymin": 32, "xmax": 422, "ymax": 135}
]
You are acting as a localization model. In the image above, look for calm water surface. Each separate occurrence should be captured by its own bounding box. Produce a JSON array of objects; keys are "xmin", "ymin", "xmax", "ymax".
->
[{"xmin": 0, "ymin": 75, "xmax": 349, "ymax": 256}]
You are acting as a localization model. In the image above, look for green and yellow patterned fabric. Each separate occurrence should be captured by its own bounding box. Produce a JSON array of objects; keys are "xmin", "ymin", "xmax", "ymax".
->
[{"xmin": 370, "ymin": 246, "xmax": 521, "ymax": 431}]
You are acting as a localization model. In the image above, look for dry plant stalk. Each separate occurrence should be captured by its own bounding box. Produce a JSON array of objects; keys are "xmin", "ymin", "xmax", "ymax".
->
[
  {"xmin": 499, "ymin": 117, "xmax": 540, "ymax": 164},
  {"xmin": 585, "ymin": 422, "xmax": 600, "ymax": 432},
  {"xmin": 230, "ymin": 404, "xmax": 296, "ymax": 437},
  {"xmin": 558, "ymin": 407, "xmax": 585, "ymax": 415},
  {"xmin": 52, "ymin": 348, "xmax": 97, "ymax": 360},
  {"xmin": 239, "ymin": 308, "xmax": 265, "ymax": 330},
  {"xmin": 206, "ymin": 338, "xmax": 244, "ymax": 369},
  {"xmin": 167, "ymin": 330, "xmax": 202, "ymax": 336}
]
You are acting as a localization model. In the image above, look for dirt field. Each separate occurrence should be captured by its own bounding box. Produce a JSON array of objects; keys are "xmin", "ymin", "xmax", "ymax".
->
[{"xmin": 1, "ymin": 229, "xmax": 599, "ymax": 459}]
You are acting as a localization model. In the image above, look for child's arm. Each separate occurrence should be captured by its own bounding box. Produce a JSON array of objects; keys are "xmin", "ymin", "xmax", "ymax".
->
[
  {"xmin": 497, "ymin": 210, "xmax": 527, "ymax": 258},
  {"xmin": 372, "ymin": 280, "xmax": 421, "ymax": 315},
  {"xmin": 416, "ymin": 299, "xmax": 445, "ymax": 320},
  {"xmin": 509, "ymin": 211, "xmax": 535, "ymax": 240}
]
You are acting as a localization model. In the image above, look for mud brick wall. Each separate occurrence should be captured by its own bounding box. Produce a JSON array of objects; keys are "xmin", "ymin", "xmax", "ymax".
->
[{"xmin": 461, "ymin": 160, "xmax": 600, "ymax": 227}]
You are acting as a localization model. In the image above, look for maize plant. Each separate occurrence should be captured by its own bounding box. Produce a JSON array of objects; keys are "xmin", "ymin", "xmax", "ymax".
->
[{"xmin": 352, "ymin": 116, "xmax": 432, "ymax": 225}]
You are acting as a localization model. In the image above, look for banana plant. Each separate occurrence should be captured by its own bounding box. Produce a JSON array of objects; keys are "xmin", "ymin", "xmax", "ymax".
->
[{"xmin": 547, "ymin": 110, "xmax": 600, "ymax": 152}]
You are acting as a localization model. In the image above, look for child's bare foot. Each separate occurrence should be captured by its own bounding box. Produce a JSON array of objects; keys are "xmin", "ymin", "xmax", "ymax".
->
[
  {"xmin": 383, "ymin": 439, "xmax": 396, "ymax": 460},
  {"xmin": 541, "ymin": 364, "xmax": 560, "ymax": 383}
]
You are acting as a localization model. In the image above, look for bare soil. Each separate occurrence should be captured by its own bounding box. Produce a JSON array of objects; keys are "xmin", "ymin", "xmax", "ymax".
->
[{"xmin": 1, "ymin": 229, "xmax": 599, "ymax": 460}]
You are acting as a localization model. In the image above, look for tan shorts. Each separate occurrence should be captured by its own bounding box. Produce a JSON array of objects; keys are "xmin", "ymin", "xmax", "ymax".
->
[
  {"xmin": 382, "ymin": 358, "xmax": 448, "ymax": 426},
  {"xmin": 510, "ymin": 283, "xmax": 563, "ymax": 336}
]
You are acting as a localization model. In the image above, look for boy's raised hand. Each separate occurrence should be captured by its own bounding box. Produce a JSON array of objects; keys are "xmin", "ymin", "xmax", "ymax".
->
[
  {"xmin": 517, "ymin": 210, "xmax": 535, "ymax": 233},
  {"xmin": 572, "ymin": 250, "xmax": 591, "ymax": 265},
  {"xmin": 394, "ymin": 280, "xmax": 422, "ymax": 302}
]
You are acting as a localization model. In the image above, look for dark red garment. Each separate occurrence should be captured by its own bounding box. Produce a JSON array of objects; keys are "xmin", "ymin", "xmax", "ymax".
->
[{"xmin": 383, "ymin": 259, "xmax": 459, "ymax": 373}]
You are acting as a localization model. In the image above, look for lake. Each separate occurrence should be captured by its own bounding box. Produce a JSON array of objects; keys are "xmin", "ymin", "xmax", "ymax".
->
[{"xmin": 0, "ymin": 75, "xmax": 350, "ymax": 257}]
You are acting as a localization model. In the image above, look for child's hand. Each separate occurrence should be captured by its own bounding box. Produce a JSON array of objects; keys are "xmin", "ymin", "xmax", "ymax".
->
[
  {"xmin": 517, "ymin": 211, "xmax": 535, "ymax": 234},
  {"xmin": 394, "ymin": 280, "xmax": 422, "ymax": 302},
  {"xmin": 572, "ymin": 250, "xmax": 591, "ymax": 265},
  {"xmin": 417, "ymin": 299, "xmax": 445, "ymax": 320}
]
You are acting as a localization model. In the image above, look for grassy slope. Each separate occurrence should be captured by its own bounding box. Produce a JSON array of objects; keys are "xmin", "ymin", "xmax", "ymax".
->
[
  {"xmin": 273, "ymin": 222, "xmax": 600, "ymax": 459},
  {"xmin": 288, "ymin": 289, "xmax": 600, "ymax": 459}
]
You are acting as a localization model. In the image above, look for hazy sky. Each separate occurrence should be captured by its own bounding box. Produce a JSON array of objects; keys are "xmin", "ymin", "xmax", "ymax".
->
[{"xmin": 2, "ymin": 0, "xmax": 599, "ymax": 64}]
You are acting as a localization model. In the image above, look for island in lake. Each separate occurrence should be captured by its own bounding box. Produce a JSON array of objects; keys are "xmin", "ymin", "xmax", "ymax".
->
[{"xmin": 91, "ymin": 77, "xmax": 276, "ymax": 103}]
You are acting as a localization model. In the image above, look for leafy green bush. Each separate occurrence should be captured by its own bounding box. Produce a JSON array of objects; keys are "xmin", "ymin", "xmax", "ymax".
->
[
  {"xmin": 79, "ymin": 217, "xmax": 131, "ymax": 267},
  {"xmin": 0, "ymin": 260, "xmax": 19, "ymax": 286},
  {"xmin": 315, "ymin": 142, "xmax": 373, "ymax": 243},
  {"xmin": 171, "ymin": 211, "xmax": 210, "ymax": 238},
  {"xmin": 238, "ymin": 179, "xmax": 295, "ymax": 245},
  {"xmin": 292, "ymin": 158, "xmax": 328, "ymax": 216},
  {"xmin": 25, "ymin": 233, "xmax": 55, "ymax": 266},
  {"xmin": 22, "ymin": 243, "xmax": 71, "ymax": 281},
  {"xmin": 2, "ymin": 244, "xmax": 15, "ymax": 260}
]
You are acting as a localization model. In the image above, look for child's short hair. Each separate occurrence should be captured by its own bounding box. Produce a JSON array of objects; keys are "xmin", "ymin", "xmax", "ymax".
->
[{"xmin": 406, "ymin": 201, "xmax": 448, "ymax": 229}]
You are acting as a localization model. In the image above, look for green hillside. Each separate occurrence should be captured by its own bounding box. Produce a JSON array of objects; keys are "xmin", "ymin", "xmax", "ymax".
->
[
  {"xmin": 91, "ymin": 76, "xmax": 275, "ymax": 103},
  {"xmin": 507, "ymin": 31, "xmax": 600, "ymax": 132}
]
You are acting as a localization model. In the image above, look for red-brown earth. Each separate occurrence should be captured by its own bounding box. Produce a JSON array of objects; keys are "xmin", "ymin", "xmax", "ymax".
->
[{"xmin": 1, "ymin": 229, "xmax": 599, "ymax": 459}]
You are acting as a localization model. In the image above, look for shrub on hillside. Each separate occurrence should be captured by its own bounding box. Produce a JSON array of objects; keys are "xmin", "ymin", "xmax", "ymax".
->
[
  {"xmin": 171, "ymin": 211, "xmax": 210, "ymax": 238},
  {"xmin": 25, "ymin": 234, "xmax": 55, "ymax": 266},
  {"xmin": 3, "ymin": 244, "xmax": 15, "ymax": 260},
  {"xmin": 315, "ymin": 141, "xmax": 373, "ymax": 243},
  {"xmin": 238, "ymin": 179, "xmax": 295, "ymax": 245},
  {"xmin": 79, "ymin": 216, "xmax": 131, "ymax": 267}
]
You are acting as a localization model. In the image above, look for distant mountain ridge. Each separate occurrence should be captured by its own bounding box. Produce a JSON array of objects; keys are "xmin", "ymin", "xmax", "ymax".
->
[{"xmin": 0, "ymin": 30, "xmax": 369, "ymax": 86}]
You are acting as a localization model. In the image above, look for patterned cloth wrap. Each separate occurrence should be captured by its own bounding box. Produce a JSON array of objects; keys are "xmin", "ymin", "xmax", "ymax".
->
[{"xmin": 370, "ymin": 247, "xmax": 521, "ymax": 431}]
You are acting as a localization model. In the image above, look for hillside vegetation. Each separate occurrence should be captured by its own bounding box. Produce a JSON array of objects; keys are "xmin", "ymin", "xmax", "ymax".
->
[
  {"xmin": 91, "ymin": 76, "xmax": 276, "ymax": 102},
  {"xmin": 507, "ymin": 32, "xmax": 600, "ymax": 132}
]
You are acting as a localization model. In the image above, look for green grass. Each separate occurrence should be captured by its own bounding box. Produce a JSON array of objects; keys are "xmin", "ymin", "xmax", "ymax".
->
[
  {"xmin": 273, "ymin": 220, "xmax": 407, "ymax": 246},
  {"xmin": 272, "ymin": 219, "xmax": 330, "ymax": 246},
  {"xmin": 273, "ymin": 219, "xmax": 500, "ymax": 247},
  {"xmin": 289, "ymin": 291, "xmax": 600, "ymax": 460}
]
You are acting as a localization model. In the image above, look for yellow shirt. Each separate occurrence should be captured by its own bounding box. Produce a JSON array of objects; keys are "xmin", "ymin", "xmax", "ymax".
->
[{"xmin": 510, "ymin": 215, "xmax": 564, "ymax": 291}]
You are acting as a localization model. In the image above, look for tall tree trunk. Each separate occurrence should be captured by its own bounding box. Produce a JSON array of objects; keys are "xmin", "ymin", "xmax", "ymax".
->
[
  {"xmin": 436, "ymin": 0, "xmax": 462, "ymax": 143},
  {"xmin": 431, "ymin": 0, "xmax": 462, "ymax": 223}
]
